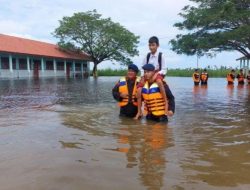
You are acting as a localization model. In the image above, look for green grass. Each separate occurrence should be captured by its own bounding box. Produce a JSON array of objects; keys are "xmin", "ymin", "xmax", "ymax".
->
[
  {"xmin": 97, "ymin": 67, "xmax": 233, "ymax": 78},
  {"xmin": 97, "ymin": 68, "xmax": 127, "ymax": 76},
  {"xmin": 166, "ymin": 68, "xmax": 229, "ymax": 77}
]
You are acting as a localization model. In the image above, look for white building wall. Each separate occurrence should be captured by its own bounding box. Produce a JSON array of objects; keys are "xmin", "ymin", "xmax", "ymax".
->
[{"xmin": 0, "ymin": 53, "xmax": 90, "ymax": 79}]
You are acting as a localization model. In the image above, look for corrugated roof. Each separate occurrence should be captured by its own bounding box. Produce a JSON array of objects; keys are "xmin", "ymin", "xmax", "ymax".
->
[
  {"xmin": 236, "ymin": 56, "xmax": 250, "ymax": 61},
  {"xmin": 0, "ymin": 34, "xmax": 91, "ymax": 61}
]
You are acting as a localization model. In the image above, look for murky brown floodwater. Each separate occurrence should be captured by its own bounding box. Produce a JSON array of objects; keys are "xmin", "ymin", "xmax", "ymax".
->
[{"xmin": 0, "ymin": 77, "xmax": 249, "ymax": 190}]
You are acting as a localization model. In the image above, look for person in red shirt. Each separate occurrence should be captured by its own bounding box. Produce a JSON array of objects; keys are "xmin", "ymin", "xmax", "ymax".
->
[
  {"xmin": 246, "ymin": 70, "xmax": 250, "ymax": 85},
  {"xmin": 236, "ymin": 69, "xmax": 245, "ymax": 85}
]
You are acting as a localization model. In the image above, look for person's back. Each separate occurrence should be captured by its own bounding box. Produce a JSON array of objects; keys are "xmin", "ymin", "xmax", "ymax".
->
[
  {"xmin": 227, "ymin": 69, "xmax": 235, "ymax": 85},
  {"xmin": 193, "ymin": 69, "xmax": 200, "ymax": 85}
]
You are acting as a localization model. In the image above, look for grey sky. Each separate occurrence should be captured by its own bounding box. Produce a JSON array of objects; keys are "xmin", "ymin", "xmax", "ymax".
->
[{"xmin": 0, "ymin": 0, "xmax": 241, "ymax": 69}]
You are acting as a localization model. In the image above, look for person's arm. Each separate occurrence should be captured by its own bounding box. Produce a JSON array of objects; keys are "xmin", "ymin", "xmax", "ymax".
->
[
  {"xmin": 158, "ymin": 54, "xmax": 167, "ymax": 76},
  {"xmin": 164, "ymin": 84, "xmax": 175, "ymax": 114},
  {"xmin": 134, "ymin": 88, "xmax": 143, "ymax": 120},
  {"xmin": 112, "ymin": 82, "xmax": 121, "ymax": 101}
]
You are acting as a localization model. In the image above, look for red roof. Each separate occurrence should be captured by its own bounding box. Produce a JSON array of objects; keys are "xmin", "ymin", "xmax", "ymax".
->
[{"xmin": 0, "ymin": 34, "xmax": 91, "ymax": 61}]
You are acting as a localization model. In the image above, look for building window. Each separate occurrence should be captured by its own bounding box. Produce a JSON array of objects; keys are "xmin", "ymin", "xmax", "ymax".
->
[
  {"xmin": 75, "ymin": 63, "xmax": 81, "ymax": 71},
  {"xmin": 0, "ymin": 57, "xmax": 9, "ymax": 69},
  {"xmin": 57, "ymin": 61, "xmax": 64, "ymax": 71},
  {"xmin": 12, "ymin": 58, "xmax": 16, "ymax": 70},
  {"xmin": 46, "ymin": 60, "xmax": 54, "ymax": 70},
  {"xmin": 83, "ymin": 63, "xmax": 87, "ymax": 71},
  {"xmin": 19, "ymin": 58, "xmax": 27, "ymax": 70},
  {"xmin": 32, "ymin": 60, "xmax": 41, "ymax": 70}
]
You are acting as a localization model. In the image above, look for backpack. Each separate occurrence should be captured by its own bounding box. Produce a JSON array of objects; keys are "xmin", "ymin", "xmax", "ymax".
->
[{"xmin": 146, "ymin": 52, "xmax": 162, "ymax": 71}]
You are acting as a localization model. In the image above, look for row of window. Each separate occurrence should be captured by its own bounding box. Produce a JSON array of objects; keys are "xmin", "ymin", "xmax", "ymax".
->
[{"xmin": 0, "ymin": 57, "xmax": 87, "ymax": 71}]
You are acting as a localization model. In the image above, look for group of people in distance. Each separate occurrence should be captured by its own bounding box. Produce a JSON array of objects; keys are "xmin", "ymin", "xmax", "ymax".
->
[
  {"xmin": 192, "ymin": 68, "xmax": 250, "ymax": 86},
  {"xmin": 112, "ymin": 36, "xmax": 175, "ymax": 123},
  {"xmin": 227, "ymin": 69, "xmax": 250, "ymax": 85},
  {"xmin": 192, "ymin": 68, "xmax": 209, "ymax": 85}
]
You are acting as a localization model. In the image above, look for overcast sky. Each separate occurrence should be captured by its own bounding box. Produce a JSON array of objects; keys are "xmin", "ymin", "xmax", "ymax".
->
[{"xmin": 0, "ymin": 0, "xmax": 241, "ymax": 69}]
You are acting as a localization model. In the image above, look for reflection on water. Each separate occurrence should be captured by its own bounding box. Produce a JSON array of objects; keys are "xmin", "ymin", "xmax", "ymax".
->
[
  {"xmin": 0, "ymin": 77, "xmax": 249, "ymax": 190},
  {"xmin": 113, "ymin": 121, "xmax": 173, "ymax": 189}
]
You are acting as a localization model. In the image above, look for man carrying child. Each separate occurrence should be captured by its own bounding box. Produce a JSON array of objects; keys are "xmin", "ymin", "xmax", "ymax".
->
[{"xmin": 134, "ymin": 36, "xmax": 168, "ymax": 120}]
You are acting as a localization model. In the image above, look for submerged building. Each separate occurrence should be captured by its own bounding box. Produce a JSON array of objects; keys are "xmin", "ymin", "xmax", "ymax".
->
[
  {"xmin": 236, "ymin": 56, "xmax": 250, "ymax": 76},
  {"xmin": 0, "ymin": 34, "xmax": 91, "ymax": 79}
]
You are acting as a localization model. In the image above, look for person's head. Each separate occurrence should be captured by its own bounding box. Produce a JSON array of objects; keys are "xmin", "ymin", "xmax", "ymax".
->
[
  {"xmin": 148, "ymin": 36, "xmax": 159, "ymax": 54},
  {"xmin": 240, "ymin": 69, "xmax": 243, "ymax": 73},
  {"xmin": 127, "ymin": 64, "xmax": 139, "ymax": 79},
  {"xmin": 195, "ymin": 68, "xmax": 199, "ymax": 72},
  {"xmin": 142, "ymin": 64, "xmax": 155, "ymax": 80},
  {"xmin": 231, "ymin": 69, "xmax": 235, "ymax": 73}
]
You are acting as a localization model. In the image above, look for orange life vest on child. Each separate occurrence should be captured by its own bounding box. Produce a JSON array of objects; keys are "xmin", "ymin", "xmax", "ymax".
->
[
  {"xmin": 193, "ymin": 72, "xmax": 200, "ymax": 82},
  {"xmin": 227, "ymin": 73, "xmax": 235, "ymax": 82},
  {"xmin": 118, "ymin": 77, "xmax": 139, "ymax": 107},
  {"xmin": 142, "ymin": 81, "xmax": 166, "ymax": 116},
  {"xmin": 201, "ymin": 72, "xmax": 208, "ymax": 82}
]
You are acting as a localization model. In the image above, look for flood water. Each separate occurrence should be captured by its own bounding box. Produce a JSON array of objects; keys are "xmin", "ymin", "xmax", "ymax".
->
[{"xmin": 0, "ymin": 77, "xmax": 249, "ymax": 190}]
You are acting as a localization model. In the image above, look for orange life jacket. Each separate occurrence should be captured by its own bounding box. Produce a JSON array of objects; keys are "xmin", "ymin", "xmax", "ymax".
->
[
  {"xmin": 201, "ymin": 72, "xmax": 208, "ymax": 82},
  {"xmin": 227, "ymin": 73, "xmax": 235, "ymax": 82},
  {"xmin": 142, "ymin": 82, "xmax": 165, "ymax": 116},
  {"xmin": 193, "ymin": 72, "xmax": 200, "ymax": 82},
  {"xmin": 118, "ymin": 77, "xmax": 139, "ymax": 107}
]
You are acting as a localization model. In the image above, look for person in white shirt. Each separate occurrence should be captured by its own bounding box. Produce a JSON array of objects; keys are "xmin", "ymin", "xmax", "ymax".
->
[
  {"xmin": 140, "ymin": 51, "xmax": 167, "ymax": 77},
  {"xmin": 134, "ymin": 36, "xmax": 168, "ymax": 120}
]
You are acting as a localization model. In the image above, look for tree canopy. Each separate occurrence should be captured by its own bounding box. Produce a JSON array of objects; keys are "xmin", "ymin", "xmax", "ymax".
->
[
  {"xmin": 170, "ymin": 0, "xmax": 250, "ymax": 58},
  {"xmin": 54, "ymin": 10, "xmax": 139, "ymax": 77}
]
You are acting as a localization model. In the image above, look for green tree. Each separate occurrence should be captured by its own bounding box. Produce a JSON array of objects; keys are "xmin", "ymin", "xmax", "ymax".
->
[
  {"xmin": 54, "ymin": 10, "xmax": 139, "ymax": 77},
  {"xmin": 170, "ymin": 0, "xmax": 250, "ymax": 58}
]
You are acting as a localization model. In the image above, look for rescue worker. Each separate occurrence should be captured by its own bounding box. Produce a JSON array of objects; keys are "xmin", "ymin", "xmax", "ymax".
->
[
  {"xmin": 200, "ymin": 68, "xmax": 209, "ymax": 85},
  {"xmin": 227, "ymin": 69, "xmax": 235, "ymax": 85},
  {"xmin": 192, "ymin": 69, "xmax": 200, "ymax": 86},
  {"xmin": 246, "ymin": 70, "xmax": 250, "ymax": 85},
  {"xmin": 236, "ymin": 69, "xmax": 245, "ymax": 85},
  {"xmin": 112, "ymin": 64, "xmax": 140, "ymax": 117},
  {"xmin": 141, "ymin": 64, "xmax": 175, "ymax": 122}
]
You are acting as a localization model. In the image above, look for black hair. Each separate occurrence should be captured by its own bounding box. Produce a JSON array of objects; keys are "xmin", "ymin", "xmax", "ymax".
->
[{"xmin": 148, "ymin": 36, "xmax": 159, "ymax": 45}]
